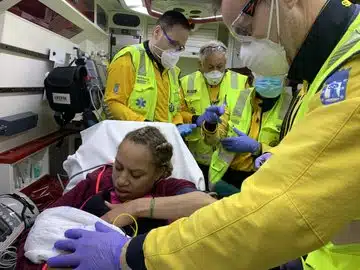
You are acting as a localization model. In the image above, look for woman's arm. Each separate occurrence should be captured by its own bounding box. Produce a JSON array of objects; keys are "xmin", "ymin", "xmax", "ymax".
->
[{"xmin": 102, "ymin": 192, "xmax": 216, "ymax": 226}]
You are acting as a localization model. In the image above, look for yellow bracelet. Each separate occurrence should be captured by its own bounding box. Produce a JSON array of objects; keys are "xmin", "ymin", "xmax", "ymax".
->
[{"xmin": 113, "ymin": 213, "xmax": 138, "ymax": 237}]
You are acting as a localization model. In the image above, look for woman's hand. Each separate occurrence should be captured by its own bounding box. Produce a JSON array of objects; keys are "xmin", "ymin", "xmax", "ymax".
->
[{"xmin": 101, "ymin": 201, "xmax": 139, "ymax": 228}]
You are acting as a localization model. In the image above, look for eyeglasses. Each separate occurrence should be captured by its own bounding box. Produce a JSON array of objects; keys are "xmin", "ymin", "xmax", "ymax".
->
[
  {"xmin": 230, "ymin": 0, "xmax": 260, "ymax": 39},
  {"xmin": 161, "ymin": 27, "xmax": 185, "ymax": 52}
]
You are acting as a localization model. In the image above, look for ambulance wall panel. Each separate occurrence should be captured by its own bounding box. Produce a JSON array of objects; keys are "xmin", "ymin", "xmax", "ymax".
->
[
  {"xmin": 0, "ymin": 92, "xmax": 56, "ymax": 153},
  {"xmin": 0, "ymin": 12, "xmax": 107, "ymax": 152},
  {"xmin": 0, "ymin": 12, "xmax": 76, "ymax": 56}
]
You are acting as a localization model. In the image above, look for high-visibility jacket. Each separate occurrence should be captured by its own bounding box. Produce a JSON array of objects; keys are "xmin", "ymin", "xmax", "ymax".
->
[
  {"xmin": 124, "ymin": 3, "xmax": 360, "ymax": 270},
  {"xmin": 208, "ymin": 87, "xmax": 292, "ymax": 185},
  {"xmin": 291, "ymin": 12, "xmax": 360, "ymax": 270},
  {"xmin": 180, "ymin": 70, "xmax": 248, "ymax": 165},
  {"xmin": 104, "ymin": 44, "xmax": 181, "ymax": 122}
]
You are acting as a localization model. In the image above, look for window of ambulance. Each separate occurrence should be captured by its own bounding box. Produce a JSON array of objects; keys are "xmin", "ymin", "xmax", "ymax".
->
[{"xmin": 8, "ymin": 0, "xmax": 83, "ymax": 39}]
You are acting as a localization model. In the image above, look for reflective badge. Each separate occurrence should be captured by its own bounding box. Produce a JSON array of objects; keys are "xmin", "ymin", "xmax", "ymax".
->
[
  {"xmin": 187, "ymin": 89, "xmax": 197, "ymax": 95},
  {"xmin": 169, "ymin": 103, "xmax": 175, "ymax": 112},
  {"xmin": 269, "ymin": 140, "xmax": 279, "ymax": 147},
  {"xmin": 136, "ymin": 98, "xmax": 146, "ymax": 108},
  {"xmin": 320, "ymin": 69, "xmax": 349, "ymax": 105},
  {"xmin": 113, "ymin": 84, "xmax": 120, "ymax": 94}
]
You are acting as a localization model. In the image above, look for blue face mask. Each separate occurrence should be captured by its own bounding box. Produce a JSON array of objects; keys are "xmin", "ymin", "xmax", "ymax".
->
[{"xmin": 254, "ymin": 75, "xmax": 285, "ymax": 98}]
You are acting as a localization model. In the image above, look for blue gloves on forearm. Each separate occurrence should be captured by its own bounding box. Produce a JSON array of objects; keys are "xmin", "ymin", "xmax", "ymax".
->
[
  {"xmin": 47, "ymin": 222, "xmax": 129, "ymax": 270},
  {"xmin": 255, "ymin": 152, "xmax": 272, "ymax": 169},
  {"xmin": 196, "ymin": 105, "xmax": 225, "ymax": 127},
  {"xmin": 177, "ymin": 124, "xmax": 197, "ymax": 137},
  {"xmin": 221, "ymin": 128, "xmax": 260, "ymax": 154},
  {"xmin": 177, "ymin": 105, "xmax": 225, "ymax": 137}
]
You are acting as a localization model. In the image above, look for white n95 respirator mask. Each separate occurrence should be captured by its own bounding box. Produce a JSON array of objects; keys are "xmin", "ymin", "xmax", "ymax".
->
[
  {"xmin": 204, "ymin": 71, "xmax": 225, "ymax": 86},
  {"xmin": 238, "ymin": 0, "xmax": 289, "ymax": 76},
  {"xmin": 161, "ymin": 49, "xmax": 182, "ymax": 69},
  {"xmin": 153, "ymin": 44, "xmax": 182, "ymax": 69}
]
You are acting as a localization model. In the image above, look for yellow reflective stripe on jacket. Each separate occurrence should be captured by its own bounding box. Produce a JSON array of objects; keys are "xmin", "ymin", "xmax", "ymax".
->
[
  {"xmin": 209, "ymin": 87, "xmax": 292, "ymax": 185},
  {"xmin": 208, "ymin": 88, "xmax": 252, "ymax": 185},
  {"xmin": 110, "ymin": 44, "xmax": 180, "ymax": 122},
  {"xmin": 181, "ymin": 70, "xmax": 247, "ymax": 165}
]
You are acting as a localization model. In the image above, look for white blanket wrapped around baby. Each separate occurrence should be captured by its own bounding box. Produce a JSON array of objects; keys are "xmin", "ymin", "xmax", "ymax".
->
[{"xmin": 24, "ymin": 206, "xmax": 127, "ymax": 264}]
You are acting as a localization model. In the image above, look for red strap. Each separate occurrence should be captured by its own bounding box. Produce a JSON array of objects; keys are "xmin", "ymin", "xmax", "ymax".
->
[
  {"xmin": 95, "ymin": 166, "xmax": 107, "ymax": 194},
  {"xmin": 79, "ymin": 165, "xmax": 107, "ymax": 210}
]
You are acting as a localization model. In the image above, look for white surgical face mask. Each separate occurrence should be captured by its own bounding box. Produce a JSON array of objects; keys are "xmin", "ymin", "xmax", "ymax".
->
[
  {"xmin": 204, "ymin": 70, "xmax": 225, "ymax": 86},
  {"xmin": 238, "ymin": 0, "xmax": 289, "ymax": 76},
  {"xmin": 153, "ymin": 45, "xmax": 182, "ymax": 69}
]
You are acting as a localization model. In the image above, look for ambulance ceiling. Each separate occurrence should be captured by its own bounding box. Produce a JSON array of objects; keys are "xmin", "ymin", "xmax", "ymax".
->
[{"xmin": 119, "ymin": 0, "xmax": 222, "ymax": 23}]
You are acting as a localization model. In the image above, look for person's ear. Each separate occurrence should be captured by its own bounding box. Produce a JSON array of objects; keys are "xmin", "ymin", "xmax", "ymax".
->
[{"xmin": 153, "ymin": 25, "xmax": 162, "ymax": 41}]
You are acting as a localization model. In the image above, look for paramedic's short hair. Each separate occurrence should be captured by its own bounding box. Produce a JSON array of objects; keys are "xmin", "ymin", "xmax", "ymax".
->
[
  {"xmin": 156, "ymin": 10, "xmax": 192, "ymax": 32},
  {"xmin": 199, "ymin": 40, "xmax": 227, "ymax": 63}
]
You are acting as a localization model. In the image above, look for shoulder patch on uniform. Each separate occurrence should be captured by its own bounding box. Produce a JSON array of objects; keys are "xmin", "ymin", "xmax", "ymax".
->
[
  {"xmin": 113, "ymin": 84, "xmax": 120, "ymax": 94},
  {"xmin": 320, "ymin": 68, "xmax": 350, "ymax": 105}
]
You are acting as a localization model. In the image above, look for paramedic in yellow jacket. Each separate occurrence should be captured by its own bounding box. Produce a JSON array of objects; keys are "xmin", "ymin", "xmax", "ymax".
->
[
  {"xmin": 103, "ymin": 11, "xmax": 197, "ymax": 136},
  {"xmin": 203, "ymin": 73, "xmax": 292, "ymax": 190},
  {"xmin": 180, "ymin": 40, "xmax": 249, "ymax": 189},
  {"xmin": 47, "ymin": 0, "xmax": 360, "ymax": 270}
]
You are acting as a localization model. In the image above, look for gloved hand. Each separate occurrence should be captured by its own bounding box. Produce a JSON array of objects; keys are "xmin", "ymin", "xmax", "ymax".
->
[
  {"xmin": 196, "ymin": 105, "xmax": 225, "ymax": 127},
  {"xmin": 221, "ymin": 128, "xmax": 260, "ymax": 154},
  {"xmin": 177, "ymin": 124, "xmax": 197, "ymax": 137},
  {"xmin": 255, "ymin": 152, "xmax": 272, "ymax": 169},
  {"xmin": 47, "ymin": 221, "xmax": 130, "ymax": 270}
]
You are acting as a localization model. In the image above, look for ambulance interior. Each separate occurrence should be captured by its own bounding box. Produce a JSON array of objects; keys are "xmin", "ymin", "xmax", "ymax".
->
[{"xmin": 0, "ymin": 0, "xmax": 245, "ymax": 268}]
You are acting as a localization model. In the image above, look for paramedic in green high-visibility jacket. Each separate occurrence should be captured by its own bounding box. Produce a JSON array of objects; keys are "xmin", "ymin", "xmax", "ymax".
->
[{"xmin": 47, "ymin": 0, "xmax": 360, "ymax": 269}]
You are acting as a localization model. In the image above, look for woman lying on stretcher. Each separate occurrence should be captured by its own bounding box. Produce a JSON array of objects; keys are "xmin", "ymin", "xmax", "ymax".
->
[{"xmin": 52, "ymin": 126, "xmax": 216, "ymax": 235}]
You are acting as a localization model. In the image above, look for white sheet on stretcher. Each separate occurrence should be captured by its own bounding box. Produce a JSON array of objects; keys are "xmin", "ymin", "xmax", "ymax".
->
[
  {"xmin": 24, "ymin": 206, "xmax": 127, "ymax": 264},
  {"xmin": 63, "ymin": 120, "xmax": 205, "ymax": 193}
]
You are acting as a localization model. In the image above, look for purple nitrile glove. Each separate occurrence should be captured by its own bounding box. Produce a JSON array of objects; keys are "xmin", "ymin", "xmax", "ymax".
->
[
  {"xmin": 255, "ymin": 152, "xmax": 272, "ymax": 170},
  {"xmin": 196, "ymin": 105, "xmax": 225, "ymax": 127},
  {"xmin": 177, "ymin": 124, "xmax": 197, "ymax": 137},
  {"xmin": 221, "ymin": 127, "xmax": 260, "ymax": 154},
  {"xmin": 47, "ymin": 222, "xmax": 129, "ymax": 270}
]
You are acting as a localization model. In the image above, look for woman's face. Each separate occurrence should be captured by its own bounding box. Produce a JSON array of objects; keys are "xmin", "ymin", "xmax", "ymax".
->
[{"xmin": 112, "ymin": 139, "xmax": 161, "ymax": 201}]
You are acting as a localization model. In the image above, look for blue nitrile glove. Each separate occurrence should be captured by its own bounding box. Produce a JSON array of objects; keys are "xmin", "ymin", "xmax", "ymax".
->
[
  {"xmin": 221, "ymin": 127, "xmax": 260, "ymax": 154},
  {"xmin": 196, "ymin": 105, "xmax": 225, "ymax": 127},
  {"xmin": 255, "ymin": 152, "xmax": 272, "ymax": 170},
  {"xmin": 177, "ymin": 124, "xmax": 197, "ymax": 137},
  {"xmin": 47, "ymin": 222, "xmax": 129, "ymax": 270}
]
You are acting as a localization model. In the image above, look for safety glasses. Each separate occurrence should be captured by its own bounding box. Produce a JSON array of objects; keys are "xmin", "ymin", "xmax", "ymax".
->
[
  {"xmin": 199, "ymin": 45, "xmax": 227, "ymax": 54},
  {"xmin": 161, "ymin": 27, "xmax": 185, "ymax": 52},
  {"xmin": 230, "ymin": 0, "xmax": 260, "ymax": 39}
]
